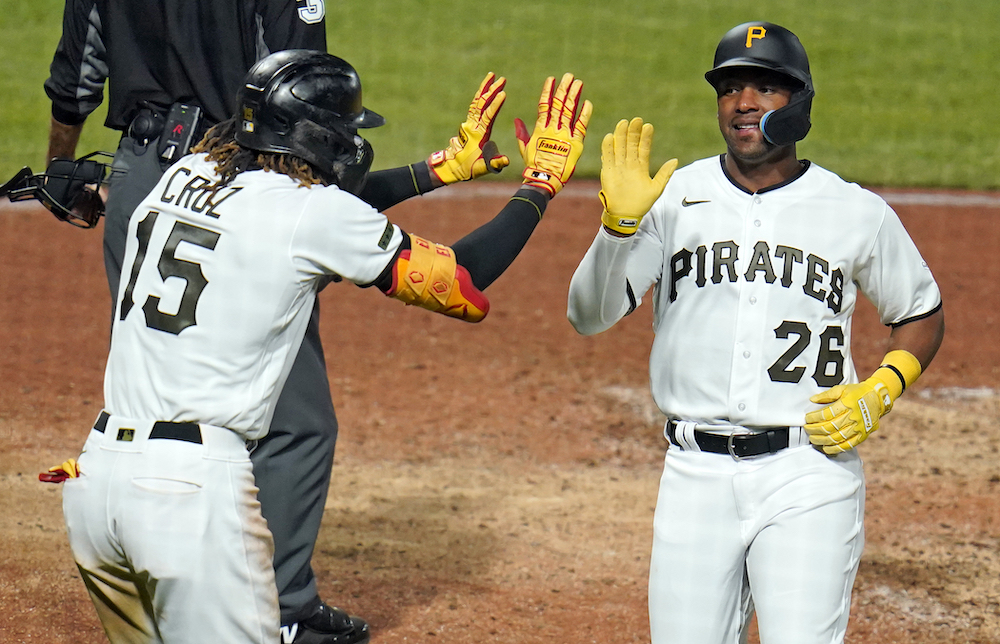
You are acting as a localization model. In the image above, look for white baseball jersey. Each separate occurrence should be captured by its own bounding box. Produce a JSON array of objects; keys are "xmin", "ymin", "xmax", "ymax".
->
[
  {"xmin": 104, "ymin": 153, "xmax": 403, "ymax": 440},
  {"xmin": 568, "ymin": 155, "xmax": 941, "ymax": 427},
  {"xmin": 569, "ymin": 154, "xmax": 941, "ymax": 644}
]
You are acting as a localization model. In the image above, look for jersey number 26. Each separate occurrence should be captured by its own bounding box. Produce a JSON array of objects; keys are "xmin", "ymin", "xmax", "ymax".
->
[{"xmin": 767, "ymin": 320, "xmax": 845, "ymax": 387}]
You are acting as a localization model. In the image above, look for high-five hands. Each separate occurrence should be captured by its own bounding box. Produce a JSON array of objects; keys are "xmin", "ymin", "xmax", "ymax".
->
[
  {"xmin": 599, "ymin": 117, "xmax": 678, "ymax": 236},
  {"xmin": 429, "ymin": 72, "xmax": 510, "ymax": 184},
  {"xmin": 515, "ymin": 73, "xmax": 593, "ymax": 197}
]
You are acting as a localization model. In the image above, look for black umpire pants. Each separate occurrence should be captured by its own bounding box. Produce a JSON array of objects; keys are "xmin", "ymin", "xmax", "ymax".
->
[{"xmin": 103, "ymin": 135, "xmax": 340, "ymax": 625}]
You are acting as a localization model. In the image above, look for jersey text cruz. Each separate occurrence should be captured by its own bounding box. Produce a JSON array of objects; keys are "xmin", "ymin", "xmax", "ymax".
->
[
  {"xmin": 668, "ymin": 239, "xmax": 844, "ymax": 313},
  {"xmin": 159, "ymin": 166, "xmax": 242, "ymax": 218}
]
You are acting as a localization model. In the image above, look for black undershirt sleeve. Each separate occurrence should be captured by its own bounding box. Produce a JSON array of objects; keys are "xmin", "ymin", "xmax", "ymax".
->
[
  {"xmin": 370, "ymin": 187, "xmax": 548, "ymax": 293},
  {"xmin": 358, "ymin": 163, "xmax": 437, "ymax": 211},
  {"xmin": 451, "ymin": 187, "xmax": 547, "ymax": 290}
]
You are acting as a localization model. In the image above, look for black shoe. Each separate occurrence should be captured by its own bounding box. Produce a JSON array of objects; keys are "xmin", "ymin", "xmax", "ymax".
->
[{"xmin": 280, "ymin": 603, "xmax": 370, "ymax": 644}]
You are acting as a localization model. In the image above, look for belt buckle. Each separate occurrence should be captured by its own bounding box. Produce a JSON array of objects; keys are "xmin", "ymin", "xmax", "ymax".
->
[{"xmin": 726, "ymin": 430, "xmax": 755, "ymax": 461}]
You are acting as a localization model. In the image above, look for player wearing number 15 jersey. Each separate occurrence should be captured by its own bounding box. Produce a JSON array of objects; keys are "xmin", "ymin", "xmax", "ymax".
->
[
  {"xmin": 60, "ymin": 50, "xmax": 591, "ymax": 643},
  {"xmin": 568, "ymin": 21, "xmax": 943, "ymax": 644}
]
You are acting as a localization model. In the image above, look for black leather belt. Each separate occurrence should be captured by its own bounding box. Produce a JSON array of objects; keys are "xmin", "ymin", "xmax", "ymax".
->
[
  {"xmin": 93, "ymin": 410, "xmax": 202, "ymax": 444},
  {"xmin": 666, "ymin": 420, "xmax": 790, "ymax": 459}
]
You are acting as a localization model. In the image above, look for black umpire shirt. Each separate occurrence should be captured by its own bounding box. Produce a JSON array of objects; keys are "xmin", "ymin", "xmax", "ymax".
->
[{"xmin": 44, "ymin": 0, "xmax": 328, "ymax": 130}]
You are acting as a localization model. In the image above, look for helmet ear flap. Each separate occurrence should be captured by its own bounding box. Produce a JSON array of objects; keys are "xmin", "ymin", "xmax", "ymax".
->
[
  {"xmin": 272, "ymin": 114, "xmax": 293, "ymax": 134},
  {"xmin": 760, "ymin": 88, "xmax": 814, "ymax": 146},
  {"xmin": 333, "ymin": 138, "xmax": 374, "ymax": 195},
  {"xmin": 289, "ymin": 119, "xmax": 374, "ymax": 193}
]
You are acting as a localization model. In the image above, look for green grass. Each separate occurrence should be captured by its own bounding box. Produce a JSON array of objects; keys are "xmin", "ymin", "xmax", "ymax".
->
[{"xmin": 2, "ymin": 0, "xmax": 998, "ymax": 188}]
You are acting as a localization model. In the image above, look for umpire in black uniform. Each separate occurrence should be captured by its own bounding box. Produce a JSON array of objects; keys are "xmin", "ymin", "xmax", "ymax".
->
[{"xmin": 43, "ymin": 1, "xmax": 368, "ymax": 642}]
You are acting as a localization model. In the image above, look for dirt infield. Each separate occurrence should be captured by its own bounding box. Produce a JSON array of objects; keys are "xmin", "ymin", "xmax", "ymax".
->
[{"xmin": 1, "ymin": 182, "xmax": 998, "ymax": 643}]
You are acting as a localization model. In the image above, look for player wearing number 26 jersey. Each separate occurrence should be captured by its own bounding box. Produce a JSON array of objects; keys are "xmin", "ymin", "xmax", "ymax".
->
[
  {"xmin": 603, "ymin": 156, "xmax": 941, "ymax": 426},
  {"xmin": 568, "ymin": 21, "xmax": 943, "ymax": 644}
]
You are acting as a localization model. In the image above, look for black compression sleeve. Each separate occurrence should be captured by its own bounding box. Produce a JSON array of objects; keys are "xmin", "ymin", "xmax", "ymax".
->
[
  {"xmin": 359, "ymin": 163, "xmax": 438, "ymax": 211},
  {"xmin": 368, "ymin": 187, "xmax": 548, "ymax": 294},
  {"xmin": 452, "ymin": 187, "xmax": 548, "ymax": 291}
]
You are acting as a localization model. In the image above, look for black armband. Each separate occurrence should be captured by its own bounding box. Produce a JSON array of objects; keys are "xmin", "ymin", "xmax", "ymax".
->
[{"xmin": 879, "ymin": 363, "xmax": 908, "ymax": 393}]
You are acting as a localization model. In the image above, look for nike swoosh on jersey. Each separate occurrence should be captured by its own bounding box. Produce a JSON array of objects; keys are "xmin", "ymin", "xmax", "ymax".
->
[{"xmin": 681, "ymin": 197, "xmax": 711, "ymax": 207}]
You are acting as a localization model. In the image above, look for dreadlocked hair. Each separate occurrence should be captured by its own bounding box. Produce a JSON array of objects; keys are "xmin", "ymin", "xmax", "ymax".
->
[{"xmin": 192, "ymin": 118, "xmax": 327, "ymax": 187}]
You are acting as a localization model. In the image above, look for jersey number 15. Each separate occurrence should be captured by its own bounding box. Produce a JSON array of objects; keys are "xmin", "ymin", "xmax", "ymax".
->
[{"xmin": 119, "ymin": 211, "xmax": 220, "ymax": 335}]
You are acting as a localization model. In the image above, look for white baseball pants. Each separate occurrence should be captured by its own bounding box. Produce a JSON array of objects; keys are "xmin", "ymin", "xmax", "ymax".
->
[
  {"xmin": 648, "ymin": 444, "xmax": 865, "ymax": 644},
  {"xmin": 62, "ymin": 413, "xmax": 279, "ymax": 644}
]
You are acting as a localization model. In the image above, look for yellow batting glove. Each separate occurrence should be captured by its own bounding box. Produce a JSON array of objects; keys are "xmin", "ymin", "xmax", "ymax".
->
[
  {"xmin": 514, "ymin": 73, "xmax": 593, "ymax": 197},
  {"xmin": 804, "ymin": 350, "xmax": 923, "ymax": 454},
  {"xmin": 428, "ymin": 72, "xmax": 510, "ymax": 184},
  {"xmin": 804, "ymin": 381, "xmax": 891, "ymax": 454},
  {"xmin": 599, "ymin": 117, "xmax": 678, "ymax": 236},
  {"xmin": 39, "ymin": 457, "xmax": 80, "ymax": 483}
]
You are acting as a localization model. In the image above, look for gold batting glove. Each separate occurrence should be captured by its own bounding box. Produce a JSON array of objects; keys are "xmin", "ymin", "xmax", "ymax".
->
[
  {"xmin": 599, "ymin": 117, "xmax": 678, "ymax": 236},
  {"xmin": 514, "ymin": 73, "xmax": 593, "ymax": 197},
  {"xmin": 428, "ymin": 72, "xmax": 510, "ymax": 184},
  {"xmin": 804, "ymin": 350, "xmax": 923, "ymax": 454},
  {"xmin": 39, "ymin": 457, "xmax": 80, "ymax": 483}
]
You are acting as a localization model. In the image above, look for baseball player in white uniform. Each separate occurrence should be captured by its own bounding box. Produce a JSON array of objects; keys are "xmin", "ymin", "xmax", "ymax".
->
[
  {"xmin": 567, "ymin": 22, "xmax": 944, "ymax": 644},
  {"xmin": 56, "ymin": 50, "xmax": 591, "ymax": 643}
]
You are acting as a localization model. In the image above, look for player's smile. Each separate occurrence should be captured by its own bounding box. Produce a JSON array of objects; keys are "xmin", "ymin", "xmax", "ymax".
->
[
  {"xmin": 716, "ymin": 69, "xmax": 794, "ymax": 161},
  {"xmin": 732, "ymin": 120, "xmax": 762, "ymax": 136}
]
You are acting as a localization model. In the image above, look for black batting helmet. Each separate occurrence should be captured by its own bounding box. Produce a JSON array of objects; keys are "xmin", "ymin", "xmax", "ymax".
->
[
  {"xmin": 705, "ymin": 22, "xmax": 814, "ymax": 146},
  {"xmin": 235, "ymin": 50, "xmax": 384, "ymax": 192}
]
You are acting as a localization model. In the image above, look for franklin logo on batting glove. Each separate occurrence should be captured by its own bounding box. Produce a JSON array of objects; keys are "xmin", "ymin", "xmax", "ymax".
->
[
  {"xmin": 536, "ymin": 138, "xmax": 571, "ymax": 157},
  {"xmin": 514, "ymin": 73, "xmax": 592, "ymax": 197}
]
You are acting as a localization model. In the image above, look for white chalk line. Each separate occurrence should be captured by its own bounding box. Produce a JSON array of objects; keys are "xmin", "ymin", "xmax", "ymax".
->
[{"xmin": 916, "ymin": 387, "xmax": 998, "ymax": 401}]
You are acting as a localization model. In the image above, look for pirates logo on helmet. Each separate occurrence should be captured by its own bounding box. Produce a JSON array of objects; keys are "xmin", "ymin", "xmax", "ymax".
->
[{"xmin": 704, "ymin": 22, "xmax": 814, "ymax": 146}]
